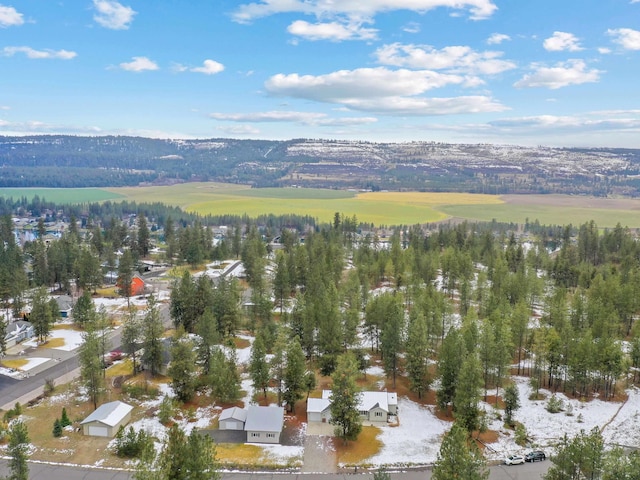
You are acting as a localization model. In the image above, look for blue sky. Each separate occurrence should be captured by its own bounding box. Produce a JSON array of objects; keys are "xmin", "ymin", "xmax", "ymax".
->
[{"xmin": 1, "ymin": 0, "xmax": 639, "ymax": 147}]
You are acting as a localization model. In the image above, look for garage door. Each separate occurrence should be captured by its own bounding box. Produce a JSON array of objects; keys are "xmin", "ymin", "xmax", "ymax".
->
[{"xmin": 88, "ymin": 426, "xmax": 109, "ymax": 437}]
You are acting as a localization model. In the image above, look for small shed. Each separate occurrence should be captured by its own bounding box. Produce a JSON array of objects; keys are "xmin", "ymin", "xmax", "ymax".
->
[
  {"xmin": 80, "ymin": 401, "xmax": 133, "ymax": 437},
  {"xmin": 219, "ymin": 407, "xmax": 247, "ymax": 431},
  {"xmin": 244, "ymin": 405, "xmax": 284, "ymax": 444},
  {"xmin": 131, "ymin": 275, "xmax": 146, "ymax": 296}
]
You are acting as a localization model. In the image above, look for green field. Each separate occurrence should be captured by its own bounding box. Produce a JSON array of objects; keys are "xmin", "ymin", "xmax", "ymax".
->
[
  {"xmin": 439, "ymin": 203, "xmax": 640, "ymax": 229},
  {"xmin": 0, "ymin": 187, "xmax": 124, "ymax": 204},
  {"xmin": 5, "ymin": 183, "xmax": 640, "ymax": 228}
]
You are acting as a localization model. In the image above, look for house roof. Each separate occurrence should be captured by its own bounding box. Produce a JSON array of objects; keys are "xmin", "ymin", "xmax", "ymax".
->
[
  {"xmin": 322, "ymin": 389, "xmax": 397, "ymax": 413},
  {"xmin": 219, "ymin": 406, "xmax": 247, "ymax": 423},
  {"xmin": 244, "ymin": 405, "xmax": 284, "ymax": 433},
  {"xmin": 307, "ymin": 397, "xmax": 331, "ymax": 414},
  {"xmin": 55, "ymin": 295, "xmax": 73, "ymax": 311},
  {"xmin": 80, "ymin": 401, "xmax": 133, "ymax": 427}
]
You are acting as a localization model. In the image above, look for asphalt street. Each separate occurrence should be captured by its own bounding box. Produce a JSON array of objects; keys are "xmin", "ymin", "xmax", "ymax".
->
[{"xmin": 0, "ymin": 459, "xmax": 550, "ymax": 479}]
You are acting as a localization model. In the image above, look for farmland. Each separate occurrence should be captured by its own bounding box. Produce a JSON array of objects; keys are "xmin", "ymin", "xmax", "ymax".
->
[{"xmin": 5, "ymin": 182, "xmax": 640, "ymax": 228}]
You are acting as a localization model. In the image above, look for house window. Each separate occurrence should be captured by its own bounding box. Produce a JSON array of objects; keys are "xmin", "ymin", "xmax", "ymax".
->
[
  {"xmin": 359, "ymin": 410, "xmax": 367, "ymax": 416},
  {"xmin": 375, "ymin": 411, "xmax": 382, "ymax": 417},
  {"xmin": 267, "ymin": 433, "xmax": 275, "ymax": 438},
  {"xmin": 251, "ymin": 432, "xmax": 260, "ymax": 438}
]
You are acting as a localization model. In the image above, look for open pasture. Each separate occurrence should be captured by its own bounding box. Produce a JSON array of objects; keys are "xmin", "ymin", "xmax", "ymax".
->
[
  {"xmin": 440, "ymin": 194, "xmax": 640, "ymax": 228},
  {"xmin": 7, "ymin": 183, "xmax": 640, "ymax": 227}
]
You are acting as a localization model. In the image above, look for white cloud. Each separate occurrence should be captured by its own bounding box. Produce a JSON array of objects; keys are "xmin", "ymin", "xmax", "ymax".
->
[
  {"xmin": 287, "ymin": 20, "xmax": 377, "ymax": 41},
  {"xmin": 375, "ymin": 43, "xmax": 516, "ymax": 75},
  {"xmin": 264, "ymin": 67, "xmax": 507, "ymax": 115},
  {"xmin": 598, "ymin": 47, "xmax": 612, "ymax": 54},
  {"xmin": 233, "ymin": 0, "xmax": 498, "ymax": 24},
  {"xmin": 190, "ymin": 59, "xmax": 225, "ymax": 75},
  {"xmin": 217, "ymin": 125, "xmax": 261, "ymax": 135},
  {"xmin": 403, "ymin": 22, "xmax": 421, "ymax": 34},
  {"xmin": 514, "ymin": 60, "xmax": 601, "ymax": 89},
  {"xmin": 2, "ymin": 46, "xmax": 77, "ymax": 60},
  {"xmin": 210, "ymin": 110, "xmax": 377, "ymax": 126},
  {"xmin": 0, "ymin": 119, "xmax": 103, "ymax": 134},
  {"xmin": 607, "ymin": 28, "xmax": 640, "ymax": 50},
  {"xmin": 0, "ymin": 5, "xmax": 23, "ymax": 27},
  {"xmin": 0, "ymin": 105, "xmax": 9, "ymax": 110},
  {"xmin": 266, "ymin": 67, "xmax": 465, "ymax": 100},
  {"xmin": 487, "ymin": 33, "xmax": 510, "ymax": 45},
  {"xmin": 543, "ymin": 31, "xmax": 583, "ymax": 52},
  {"xmin": 489, "ymin": 112, "xmax": 640, "ymax": 133},
  {"xmin": 93, "ymin": 0, "xmax": 136, "ymax": 30},
  {"xmin": 118, "ymin": 56, "xmax": 159, "ymax": 72}
]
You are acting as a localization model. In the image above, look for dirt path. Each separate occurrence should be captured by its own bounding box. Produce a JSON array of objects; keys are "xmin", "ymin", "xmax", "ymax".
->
[{"xmin": 302, "ymin": 435, "xmax": 337, "ymax": 473}]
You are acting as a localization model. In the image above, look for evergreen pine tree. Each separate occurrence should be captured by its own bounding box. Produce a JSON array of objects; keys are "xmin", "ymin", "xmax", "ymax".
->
[
  {"xmin": 283, "ymin": 337, "xmax": 306, "ymax": 413},
  {"xmin": 53, "ymin": 418, "xmax": 62, "ymax": 438},
  {"xmin": 7, "ymin": 420, "xmax": 30, "ymax": 480},
  {"xmin": 249, "ymin": 333, "xmax": 270, "ymax": 400},
  {"xmin": 330, "ymin": 352, "xmax": 362, "ymax": 444},
  {"xmin": 432, "ymin": 423, "xmax": 488, "ymax": 480}
]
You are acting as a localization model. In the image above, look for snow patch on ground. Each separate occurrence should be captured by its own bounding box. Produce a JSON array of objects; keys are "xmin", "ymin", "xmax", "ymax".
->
[
  {"xmin": 18, "ymin": 357, "xmax": 50, "ymax": 371},
  {"xmin": 23, "ymin": 328, "xmax": 84, "ymax": 351},
  {"xmin": 366, "ymin": 397, "xmax": 451, "ymax": 466}
]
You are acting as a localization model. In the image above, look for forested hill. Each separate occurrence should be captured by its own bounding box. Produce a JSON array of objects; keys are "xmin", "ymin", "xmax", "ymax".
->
[{"xmin": 2, "ymin": 135, "xmax": 640, "ymax": 196}]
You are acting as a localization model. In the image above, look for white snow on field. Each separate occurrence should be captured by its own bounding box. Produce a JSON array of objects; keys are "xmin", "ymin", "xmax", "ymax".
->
[
  {"xmin": 0, "ymin": 367, "xmax": 22, "ymax": 378},
  {"xmin": 366, "ymin": 365, "xmax": 385, "ymax": 376},
  {"xmin": 236, "ymin": 334, "xmax": 254, "ymax": 366},
  {"xmin": 23, "ymin": 328, "xmax": 84, "ymax": 351},
  {"xmin": 18, "ymin": 357, "xmax": 50, "ymax": 371},
  {"xmin": 366, "ymin": 398, "xmax": 452, "ymax": 466},
  {"xmin": 478, "ymin": 376, "xmax": 636, "ymax": 461},
  {"xmin": 602, "ymin": 386, "xmax": 640, "ymax": 447},
  {"xmin": 250, "ymin": 443, "xmax": 304, "ymax": 466},
  {"xmin": 511, "ymin": 376, "xmax": 620, "ymax": 446}
]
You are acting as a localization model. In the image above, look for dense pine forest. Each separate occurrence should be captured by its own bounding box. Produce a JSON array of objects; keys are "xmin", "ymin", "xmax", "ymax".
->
[{"xmin": 3, "ymin": 198, "xmax": 640, "ymax": 475}]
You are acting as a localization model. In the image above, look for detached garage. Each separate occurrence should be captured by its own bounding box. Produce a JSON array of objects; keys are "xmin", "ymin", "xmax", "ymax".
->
[
  {"xmin": 219, "ymin": 406, "xmax": 247, "ymax": 430},
  {"xmin": 81, "ymin": 401, "xmax": 134, "ymax": 437}
]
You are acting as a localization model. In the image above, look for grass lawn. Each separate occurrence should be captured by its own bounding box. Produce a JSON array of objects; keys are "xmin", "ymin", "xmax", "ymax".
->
[
  {"xmin": 334, "ymin": 426, "xmax": 382, "ymax": 465},
  {"xmin": 1, "ymin": 359, "xmax": 28, "ymax": 369}
]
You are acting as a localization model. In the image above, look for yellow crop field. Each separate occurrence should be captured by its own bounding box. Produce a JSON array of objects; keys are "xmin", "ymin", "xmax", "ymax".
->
[{"xmin": 108, "ymin": 183, "xmax": 504, "ymax": 226}]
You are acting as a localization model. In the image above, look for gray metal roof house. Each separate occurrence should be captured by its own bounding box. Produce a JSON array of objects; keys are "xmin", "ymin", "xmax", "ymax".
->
[
  {"xmin": 80, "ymin": 401, "xmax": 133, "ymax": 437},
  {"xmin": 244, "ymin": 405, "xmax": 284, "ymax": 444}
]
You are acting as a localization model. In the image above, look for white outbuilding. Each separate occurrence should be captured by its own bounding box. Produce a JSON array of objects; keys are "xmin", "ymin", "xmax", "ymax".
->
[
  {"xmin": 80, "ymin": 401, "xmax": 134, "ymax": 437},
  {"xmin": 219, "ymin": 406, "xmax": 248, "ymax": 431}
]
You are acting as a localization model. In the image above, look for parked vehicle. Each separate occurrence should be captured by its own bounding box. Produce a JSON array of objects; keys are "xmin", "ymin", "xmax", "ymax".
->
[
  {"xmin": 505, "ymin": 455, "xmax": 525, "ymax": 465},
  {"xmin": 525, "ymin": 450, "xmax": 546, "ymax": 462}
]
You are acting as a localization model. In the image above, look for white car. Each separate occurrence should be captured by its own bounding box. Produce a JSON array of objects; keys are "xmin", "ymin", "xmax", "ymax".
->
[{"xmin": 505, "ymin": 455, "xmax": 525, "ymax": 465}]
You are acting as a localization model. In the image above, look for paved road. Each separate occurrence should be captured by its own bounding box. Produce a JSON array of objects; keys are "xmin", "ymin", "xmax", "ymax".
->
[
  {"xmin": 0, "ymin": 302, "xmax": 172, "ymax": 411},
  {"xmin": 0, "ymin": 459, "xmax": 549, "ymax": 479}
]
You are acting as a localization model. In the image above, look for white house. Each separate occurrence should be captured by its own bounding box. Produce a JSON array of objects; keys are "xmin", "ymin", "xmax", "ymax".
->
[
  {"xmin": 80, "ymin": 401, "xmax": 133, "ymax": 437},
  {"xmin": 4, "ymin": 321, "xmax": 35, "ymax": 348},
  {"xmin": 245, "ymin": 405, "xmax": 284, "ymax": 444},
  {"xmin": 218, "ymin": 405, "xmax": 284, "ymax": 444},
  {"xmin": 307, "ymin": 390, "xmax": 398, "ymax": 424}
]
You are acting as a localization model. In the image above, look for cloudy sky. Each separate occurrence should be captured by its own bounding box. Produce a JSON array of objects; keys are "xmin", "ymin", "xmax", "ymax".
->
[{"xmin": 1, "ymin": 0, "xmax": 639, "ymax": 146}]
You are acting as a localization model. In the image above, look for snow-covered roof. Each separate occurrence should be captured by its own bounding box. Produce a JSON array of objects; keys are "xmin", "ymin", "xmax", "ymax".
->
[
  {"xmin": 244, "ymin": 405, "xmax": 284, "ymax": 433},
  {"xmin": 80, "ymin": 401, "xmax": 133, "ymax": 427},
  {"xmin": 307, "ymin": 397, "xmax": 331, "ymax": 413},
  {"xmin": 219, "ymin": 406, "xmax": 247, "ymax": 423}
]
